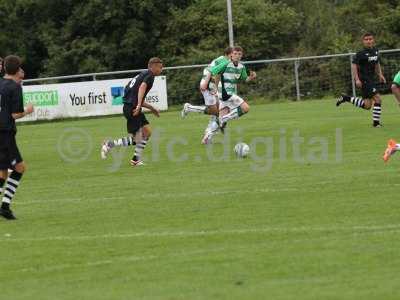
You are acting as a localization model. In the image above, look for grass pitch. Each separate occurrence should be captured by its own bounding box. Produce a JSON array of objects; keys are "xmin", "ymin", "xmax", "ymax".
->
[{"xmin": 1, "ymin": 97, "xmax": 400, "ymax": 299}]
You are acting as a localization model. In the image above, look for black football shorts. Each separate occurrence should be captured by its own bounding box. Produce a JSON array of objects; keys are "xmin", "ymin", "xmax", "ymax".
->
[
  {"xmin": 361, "ymin": 80, "xmax": 378, "ymax": 99},
  {"xmin": 123, "ymin": 104, "xmax": 149, "ymax": 134},
  {"xmin": 0, "ymin": 132, "xmax": 23, "ymax": 170}
]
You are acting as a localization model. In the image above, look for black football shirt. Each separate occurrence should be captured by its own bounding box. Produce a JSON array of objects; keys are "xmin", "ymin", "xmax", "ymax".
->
[
  {"xmin": 123, "ymin": 70, "xmax": 155, "ymax": 106},
  {"xmin": 352, "ymin": 47, "xmax": 380, "ymax": 82},
  {"xmin": 0, "ymin": 78, "xmax": 24, "ymax": 132}
]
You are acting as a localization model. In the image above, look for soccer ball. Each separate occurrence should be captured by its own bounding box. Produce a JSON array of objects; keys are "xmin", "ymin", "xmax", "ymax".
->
[{"xmin": 234, "ymin": 142, "xmax": 250, "ymax": 158}]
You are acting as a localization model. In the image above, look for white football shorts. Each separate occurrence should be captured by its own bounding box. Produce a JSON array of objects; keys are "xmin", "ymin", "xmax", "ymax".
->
[{"xmin": 219, "ymin": 94, "xmax": 244, "ymax": 111}]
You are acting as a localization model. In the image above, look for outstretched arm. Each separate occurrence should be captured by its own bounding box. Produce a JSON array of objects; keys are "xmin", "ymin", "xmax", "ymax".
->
[{"xmin": 142, "ymin": 101, "xmax": 160, "ymax": 117}]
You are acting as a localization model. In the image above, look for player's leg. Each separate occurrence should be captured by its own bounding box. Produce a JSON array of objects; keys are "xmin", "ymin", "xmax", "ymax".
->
[
  {"xmin": 372, "ymin": 93, "xmax": 382, "ymax": 127},
  {"xmin": 201, "ymin": 93, "xmax": 220, "ymax": 143},
  {"xmin": 131, "ymin": 115, "xmax": 151, "ymax": 166},
  {"xmin": 181, "ymin": 86, "xmax": 209, "ymax": 118},
  {"xmin": 391, "ymin": 84, "xmax": 400, "ymax": 105},
  {"xmin": 101, "ymin": 104, "xmax": 137, "ymax": 159},
  {"xmin": 201, "ymin": 102, "xmax": 230, "ymax": 145},
  {"xmin": 337, "ymin": 80, "xmax": 376, "ymax": 110},
  {"xmin": 0, "ymin": 169, "xmax": 7, "ymax": 203},
  {"xmin": 101, "ymin": 135, "xmax": 136, "ymax": 159},
  {"xmin": 336, "ymin": 94, "xmax": 367, "ymax": 109},
  {"xmin": 203, "ymin": 104, "xmax": 219, "ymax": 132},
  {"xmin": 383, "ymin": 138, "xmax": 400, "ymax": 162},
  {"xmin": 181, "ymin": 102, "xmax": 207, "ymax": 117},
  {"xmin": 0, "ymin": 137, "xmax": 25, "ymax": 220},
  {"xmin": 0, "ymin": 135, "xmax": 8, "ymax": 203},
  {"xmin": 359, "ymin": 81, "xmax": 381, "ymax": 127},
  {"xmin": 220, "ymin": 96, "xmax": 249, "ymax": 124},
  {"xmin": 391, "ymin": 72, "xmax": 400, "ymax": 106}
]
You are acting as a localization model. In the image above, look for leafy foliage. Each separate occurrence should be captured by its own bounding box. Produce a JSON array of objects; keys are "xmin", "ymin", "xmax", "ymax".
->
[{"xmin": 1, "ymin": 0, "xmax": 399, "ymax": 80}]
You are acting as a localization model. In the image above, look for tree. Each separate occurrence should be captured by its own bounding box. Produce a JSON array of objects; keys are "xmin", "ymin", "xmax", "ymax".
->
[{"xmin": 160, "ymin": 0, "xmax": 301, "ymax": 64}]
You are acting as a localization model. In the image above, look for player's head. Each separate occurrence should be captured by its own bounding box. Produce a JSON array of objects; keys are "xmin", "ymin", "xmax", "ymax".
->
[
  {"xmin": 224, "ymin": 46, "xmax": 233, "ymax": 58},
  {"xmin": 148, "ymin": 57, "xmax": 163, "ymax": 76},
  {"xmin": 231, "ymin": 46, "xmax": 244, "ymax": 64},
  {"xmin": 16, "ymin": 68, "xmax": 25, "ymax": 84},
  {"xmin": 362, "ymin": 33, "xmax": 375, "ymax": 48},
  {"xmin": 4, "ymin": 55, "xmax": 23, "ymax": 76}
]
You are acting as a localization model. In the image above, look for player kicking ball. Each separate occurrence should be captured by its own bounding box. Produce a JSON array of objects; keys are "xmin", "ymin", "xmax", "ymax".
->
[
  {"xmin": 181, "ymin": 47, "xmax": 233, "ymax": 144},
  {"xmin": 101, "ymin": 57, "xmax": 163, "ymax": 166}
]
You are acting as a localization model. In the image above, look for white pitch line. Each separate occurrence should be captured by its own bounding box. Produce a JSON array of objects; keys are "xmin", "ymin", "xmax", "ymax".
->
[
  {"xmin": 16, "ymin": 188, "xmax": 297, "ymax": 205},
  {"xmin": 1, "ymin": 224, "xmax": 400, "ymax": 243},
  {"xmin": 17, "ymin": 196, "xmax": 125, "ymax": 205},
  {"xmin": 17, "ymin": 248, "xmax": 224, "ymax": 274},
  {"xmin": 18, "ymin": 182, "xmax": 400, "ymax": 206},
  {"xmin": 18, "ymin": 255, "xmax": 158, "ymax": 273}
]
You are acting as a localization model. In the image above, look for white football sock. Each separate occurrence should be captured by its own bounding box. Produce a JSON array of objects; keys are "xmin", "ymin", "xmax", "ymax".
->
[{"xmin": 186, "ymin": 104, "xmax": 206, "ymax": 113}]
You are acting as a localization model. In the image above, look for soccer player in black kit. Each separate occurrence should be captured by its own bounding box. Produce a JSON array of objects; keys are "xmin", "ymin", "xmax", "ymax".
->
[
  {"xmin": 101, "ymin": 57, "xmax": 163, "ymax": 166},
  {"xmin": 0, "ymin": 55, "xmax": 34, "ymax": 220},
  {"xmin": 336, "ymin": 33, "xmax": 386, "ymax": 127}
]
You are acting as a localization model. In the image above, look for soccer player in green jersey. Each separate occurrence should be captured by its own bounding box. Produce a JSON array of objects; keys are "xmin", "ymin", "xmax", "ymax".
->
[
  {"xmin": 181, "ymin": 47, "xmax": 232, "ymax": 144},
  {"xmin": 382, "ymin": 72, "xmax": 400, "ymax": 162},
  {"xmin": 391, "ymin": 71, "xmax": 400, "ymax": 106},
  {"xmin": 202, "ymin": 46, "xmax": 256, "ymax": 143}
]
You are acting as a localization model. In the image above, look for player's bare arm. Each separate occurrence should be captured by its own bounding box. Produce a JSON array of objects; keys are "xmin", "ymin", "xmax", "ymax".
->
[
  {"xmin": 352, "ymin": 63, "xmax": 362, "ymax": 88},
  {"xmin": 246, "ymin": 71, "xmax": 257, "ymax": 82},
  {"xmin": 142, "ymin": 102, "xmax": 160, "ymax": 117},
  {"xmin": 12, "ymin": 104, "xmax": 34, "ymax": 120},
  {"xmin": 133, "ymin": 82, "xmax": 148, "ymax": 116},
  {"xmin": 200, "ymin": 70, "xmax": 212, "ymax": 91},
  {"xmin": 375, "ymin": 63, "xmax": 386, "ymax": 83}
]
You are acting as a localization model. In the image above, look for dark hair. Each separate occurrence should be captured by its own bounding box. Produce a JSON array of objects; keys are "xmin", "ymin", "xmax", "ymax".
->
[
  {"xmin": 4, "ymin": 55, "xmax": 22, "ymax": 75},
  {"xmin": 362, "ymin": 32, "xmax": 374, "ymax": 39},
  {"xmin": 148, "ymin": 57, "xmax": 163, "ymax": 67},
  {"xmin": 233, "ymin": 46, "xmax": 244, "ymax": 53},
  {"xmin": 224, "ymin": 47, "xmax": 233, "ymax": 55}
]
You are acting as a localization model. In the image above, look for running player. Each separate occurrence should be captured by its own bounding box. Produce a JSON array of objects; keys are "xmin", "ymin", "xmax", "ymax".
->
[
  {"xmin": 101, "ymin": 57, "xmax": 163, "ymax": 166},
  {"xmin": 181, "ymin": 47, "xmax": 232, "ymax": 144},
  {"xmin": 0, "ymin": 55, "xmax": 34, "ymax": 220},
  {"xmin": 202, "ymin": 46, "xmax": 256, "ymax": 143},
  {"xmin": 391, "ymin": 70, "xmax": 400, "ymax": 106},
  {"xmin": 336, "ymin": 33, "xmax": 386, "ymax": 127}
]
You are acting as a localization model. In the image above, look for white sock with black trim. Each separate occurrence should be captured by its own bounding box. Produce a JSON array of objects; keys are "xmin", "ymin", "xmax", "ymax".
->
[
  {"xmin": 109, "ymin": 136, "xmax": 135, "ymax": 148},
  {"xmin": 350, "ymin": 97, "xmax": 365, "ymax": 108},
  {"xmin": 0, "ymin": 178, "xmax": 5, "ymax": 198},
  {"xmin": 133, "ymin": 138, "xmax": 148, "ymax": 162},
  {"xmin": 372, "ymin": 103, "xmax": 382, "ymax": 125},
  {"xmin": 1, "ymin": 171, "xmax": 23, "ymax": 210}
]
